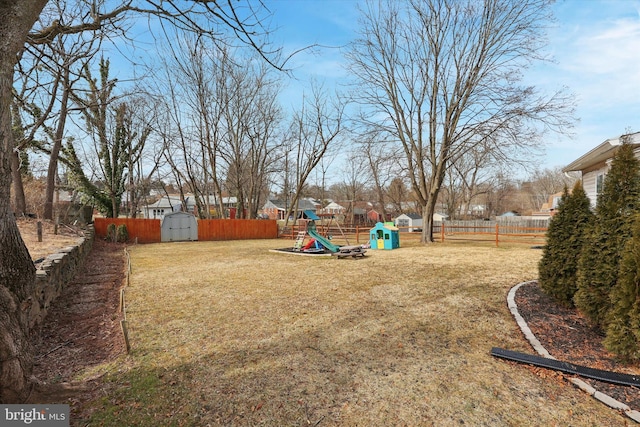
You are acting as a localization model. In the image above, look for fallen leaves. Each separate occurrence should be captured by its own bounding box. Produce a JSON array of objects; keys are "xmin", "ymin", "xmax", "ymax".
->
[{"xmin": 515, "ymin": 282, "xmax": 640, "ymax": 410}]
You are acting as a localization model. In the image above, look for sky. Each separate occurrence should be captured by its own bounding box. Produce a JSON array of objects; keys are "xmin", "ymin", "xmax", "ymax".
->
[{"xmin": 260, "ymin": 0, "xmax": 640, "ymax": 172}]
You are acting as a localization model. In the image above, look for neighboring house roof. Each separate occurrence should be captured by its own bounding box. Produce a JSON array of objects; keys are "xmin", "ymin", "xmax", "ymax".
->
[
  {"xmin": 263, "ymin": 198, "xmax": 318, "ymax": 211},
  {"xmin": 302, "ymin": 197, "xmax": 322, "ymax": 207},
  {"xmin": 297, "ymin": 199, "xmax": 318, "ymax": 211},
  {"xmin": 401, "ymin": 212, "xmax": 423, "ymax": 220},
  {"xmin": 324, "ymin": 201, "xmax": 345, "ymax": 211},
  {"xmin": 204, "ymin": 196, "xmax": 237, "ymax": 205},
  {"xmin": 540, "ymin": 192, "xmax": 563, "ymax": 212},
  {"xmin": 145, "ymin": 195, "xmax": 198, "ymax": 212},
  {"xmin": 563, "ymin": 132, "xmax": 640, "ymax": 173},
  {"xmin": 146, "ymin": 196, "xmax": 182, "ymax": 209},
  {"xmin": 396, "ymin": 212, "xmax": 447, "ymax": 221},
  {"xmin": 264, "ymin": 199, "xmax": 285, "ymax": 210}
]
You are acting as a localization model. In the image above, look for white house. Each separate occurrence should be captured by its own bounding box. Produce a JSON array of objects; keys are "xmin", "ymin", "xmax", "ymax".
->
[
  {"xmin": 322, "ymin": 201, "xmax": 346, "ymax": 215},
  {"xmin": 143, "ymin": 194, "xmax": 240, "ymax": 220},
  {"xmin": 563, "ymin": 132, "xmax": 640, "ymax": 207},
  {"xmin": 143, "ymin": 195, "xmax": 196, "ymax": 220}
]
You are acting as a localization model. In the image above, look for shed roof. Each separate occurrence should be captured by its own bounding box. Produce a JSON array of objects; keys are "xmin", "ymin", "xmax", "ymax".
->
[{"xmin": 398, "ymin": 212, "xmax": 422, "ymax": 220}]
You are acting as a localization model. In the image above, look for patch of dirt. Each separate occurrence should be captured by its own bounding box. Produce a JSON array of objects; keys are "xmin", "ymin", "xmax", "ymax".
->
[
  {"xmin": 18, "ymin": 218, "xmax": 85, "ymax": 261},
  {"xmin": 514, "ymin": 281, "xmax": 640, "ymax": 412}
]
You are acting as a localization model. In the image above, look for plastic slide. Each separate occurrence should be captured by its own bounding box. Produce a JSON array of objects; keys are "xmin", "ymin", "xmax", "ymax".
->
[
  {"xmin": 307, "ymin": 221, "xmax": 340, "ymax": 252},
  {"xmin": 302, "ymin": 238, "xmax": 317, "ymax": 251}
]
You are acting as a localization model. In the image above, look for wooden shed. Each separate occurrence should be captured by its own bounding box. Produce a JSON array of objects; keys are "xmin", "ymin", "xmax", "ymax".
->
[{"xmin": 370, "ymin": 222, "xmax": 400, "ymax": 250}]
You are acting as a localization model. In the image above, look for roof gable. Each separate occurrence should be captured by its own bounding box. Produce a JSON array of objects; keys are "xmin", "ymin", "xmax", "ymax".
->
[{"xmin": 563, "ymin": 132, "xmax": 640, "ymax": 173}]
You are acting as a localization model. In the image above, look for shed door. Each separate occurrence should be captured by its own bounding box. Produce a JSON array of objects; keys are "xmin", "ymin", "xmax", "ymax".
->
[{"xmin": 161, "ymin": 212, "xmax": 198, "ymax": 242}]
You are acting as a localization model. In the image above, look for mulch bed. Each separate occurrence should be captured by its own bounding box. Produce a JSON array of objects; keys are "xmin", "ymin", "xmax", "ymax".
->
[
  {"xmin": 29, "ymin": 239, "xmax": 127, "ymax": 412},
  {"xmin": 514, "ymin": 281, "xmax": 640, "ymax": 411}
]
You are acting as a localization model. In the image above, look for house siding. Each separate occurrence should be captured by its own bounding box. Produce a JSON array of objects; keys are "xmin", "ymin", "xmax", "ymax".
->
[
  {"xmin": 566, "ymin": 141, "xmax": 640, "ymax": 208},
  {"xmin": 582, "ymin": 169, "xmax": 602, "ymax": 207}
]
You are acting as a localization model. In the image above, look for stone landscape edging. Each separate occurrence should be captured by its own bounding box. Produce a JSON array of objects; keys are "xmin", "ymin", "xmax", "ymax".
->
[
  {"xmin": 507, "ymin": 280, "xmax": 640, "ymax": 424},
  {"xmin": 29, "ymin": 225, "xmax": 95, "ymax": 330}
]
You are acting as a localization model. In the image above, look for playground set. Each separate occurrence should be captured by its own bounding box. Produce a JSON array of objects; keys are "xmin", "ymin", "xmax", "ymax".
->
[{"xmin": 273, "ymin": 211, "xmax": 368, "ymax": 259}]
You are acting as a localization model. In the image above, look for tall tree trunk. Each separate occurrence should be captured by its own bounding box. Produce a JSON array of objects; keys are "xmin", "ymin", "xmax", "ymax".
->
[
  {"xmin": 10, "ymin": 101, "xmax": 27, "ymax": 216},
  {"xmin": 10, "ymin": 150, "xmax": 26, "ymax": 216},
  {"xmin": 0, "ymin": 0, "xmax": 48, "ymax": 403},
  {"xmin": 43, "ymin": 67, "xmax": 70, "ymax": 220}
]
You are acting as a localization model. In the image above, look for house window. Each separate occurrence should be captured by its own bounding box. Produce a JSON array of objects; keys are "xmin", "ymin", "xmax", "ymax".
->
[{"xmin": 596, "ymin": 173, "xmax": 605, "ymax": 196}]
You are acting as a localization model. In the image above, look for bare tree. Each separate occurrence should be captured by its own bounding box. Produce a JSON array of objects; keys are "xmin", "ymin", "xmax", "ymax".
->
[
  {"xmin": 120, "ymin": 95, "xmax": 162, "ymax": 218},
  {"xmin": 523, "ymin": 166, "xmax": 576, "ymax": 212},
  {"xmin": 442, "ymin": 140, "xmax": 499, "ymax": 219},
  {"xmin": 347, "ymin": 0, "xmax": 574, "ymax": 242},
  {"xmin": 28, "ymin": 1, "xmax": 105, "ymax": 220},
  {"xmin": 337, "ymin": 150, "xmax": 369, "ymax": 224},
  {"xmin": 311, "ymin": 150, "xmax": 338, "ymax": 208},
  {"xmin": 243, "ymin": 80, "xmax": 283, "ymax": 218},
  {"xmin": 282, "ymin": 85, "xmax": 345, "ymax": 225},
  {"xmin": 153, "ymin": 41, "xmax": 218, "ymax": 219},
  {"xmin": 153, "ymin": 35, "xmax": 283, "ymax": 219},
  {"xmin": 216, "ymin": 54, "xmax": 283, "ymax": 219},
  {"xmin": 0, "ymin": 0, "xmax": 290, "ymax": 402},
  {"xmin": 359, "ymin": 131, "xmax": 403, "ymax": 222},
  {"xmin": 387, "ymin": 176, "xmax": 410, "ymax": 215},
  {"xmin": 480, "ymin": 169, "xmax": 528, "ymax": 217}
]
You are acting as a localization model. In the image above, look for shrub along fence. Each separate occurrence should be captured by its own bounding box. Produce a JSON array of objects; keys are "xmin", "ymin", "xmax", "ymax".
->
[{"xmin": 94, "ymin": 217, "xmax": 278, "ymax": 243}]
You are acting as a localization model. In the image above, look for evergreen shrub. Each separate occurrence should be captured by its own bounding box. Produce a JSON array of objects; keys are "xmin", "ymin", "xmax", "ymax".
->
[
  {"xmin": 538, "ymin": 181, "xmax": 593, "ymax": 306},
  {"xmin": 574, "ymin": 142, "xmax": 640, "ymax": 328}
]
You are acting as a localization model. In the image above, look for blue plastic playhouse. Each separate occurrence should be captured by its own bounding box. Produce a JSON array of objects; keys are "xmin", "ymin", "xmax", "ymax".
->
[{"xmin": 370, "ymin": 222, "xmax": 400, "ymax": 250}]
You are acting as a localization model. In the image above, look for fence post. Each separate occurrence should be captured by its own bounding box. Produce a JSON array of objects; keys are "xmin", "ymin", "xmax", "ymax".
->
[
  {"xmin": 441, "ymin": 222, "xmax": 445, "ymax": 243},
  {"xmin": 495, "ymin": 224, "xmax": 499, "ymax": 247}
]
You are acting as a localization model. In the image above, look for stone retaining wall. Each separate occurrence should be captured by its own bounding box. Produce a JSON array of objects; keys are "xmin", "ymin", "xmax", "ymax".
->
[{"xmin": 29, "ymin": 225, "xmax": 95, "ymax": 330}]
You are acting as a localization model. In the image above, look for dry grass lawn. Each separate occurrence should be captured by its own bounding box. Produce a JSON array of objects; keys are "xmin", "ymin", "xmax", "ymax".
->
[{"xmin": 84, "ymin": 238, "xmax": 627, "ymax": 426}]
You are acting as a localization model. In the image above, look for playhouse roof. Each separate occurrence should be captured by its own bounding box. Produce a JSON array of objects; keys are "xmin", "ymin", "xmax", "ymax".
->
[{"xmin": 371, "ymin": 222, "xmax": 399, "ymax": 231}]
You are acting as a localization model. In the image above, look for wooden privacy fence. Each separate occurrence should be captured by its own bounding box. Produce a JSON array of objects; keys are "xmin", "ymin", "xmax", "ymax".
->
[
  {"xmin": 197, "ymin": 219, "xmax": 278, "ymax": 240},
  {"xmin": 94, "ymin": 218, "xmax": 160, "ymax": 243},
  {"xmin": 94, "ymin": 217, "xmax": 278, "ymax": 243}
]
